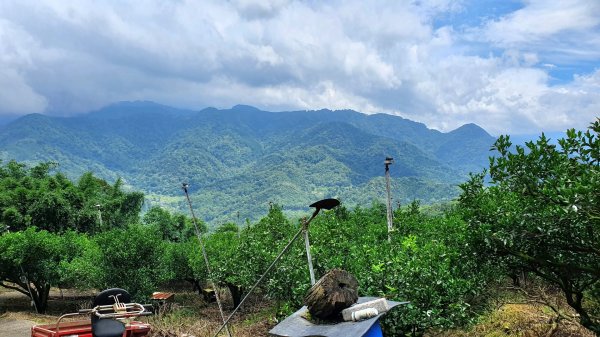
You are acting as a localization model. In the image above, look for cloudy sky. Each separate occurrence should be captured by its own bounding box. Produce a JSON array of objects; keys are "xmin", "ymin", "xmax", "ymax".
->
[{"xmin": 0, "ymin": 0, "xmax": 599, "ymax": 135}]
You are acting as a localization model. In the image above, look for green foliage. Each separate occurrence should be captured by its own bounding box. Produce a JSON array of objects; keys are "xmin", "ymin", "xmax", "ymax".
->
[
  {"xmin": 0, "ymin": 227, "xmax": 83, "ymax": 313},
  {"xmin": 92, "ymin": 225, "xmax": 170, "ymax": 301},
  {"xmin": 458, "ymin": 119, "xmax": 600, "ymax": 334},
  {"xmin": 58, "ymin": 232, "xmax": 103, "ymax": 290},
  {"xmin": 142, "ymin": 206, "xmax": 198, "ymax": 241},
  {"xmin": 189, "ymin": 204, "xmax": 309, "ymax": 310},
  {"xmin": 185, "ymin": 200, "xmax": 494, "ymax": 332},
  {"xmin": 307, "ymin": 202, "xmax": 494, "ymax": 335},
  {"xmin": 0, "ymin": 161, "xmax": 143, "ymax": 234}
]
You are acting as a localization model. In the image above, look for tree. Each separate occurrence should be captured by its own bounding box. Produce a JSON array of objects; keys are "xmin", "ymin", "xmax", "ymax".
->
[
  {"xmin": 0, "ymin": 228, "xmax": 75, "ymax": 313},
  {"xmin": 459, "ymin": 119, "xmax": 600, "ymax": 334},
  {"xmin": 202, "ymin": 229, "xmax": 244, "ymax": 308},
  {"xmin": 142, "ymin": 206, "xmax": 194, "ymax": 242},
  {"xmin": 0, "ymin": 161, "xmax": 144, "ymax": 234},
  {"xmin": 92, "ymin": 225, "xmax": 170, "ymax": 301},
  {"xmin": 311, "ymin": 201, "xmax": 491, "ymax": 335},
  {"xmin": 161, "ymin": 239, "xmax": 203, "ymax": 293}
]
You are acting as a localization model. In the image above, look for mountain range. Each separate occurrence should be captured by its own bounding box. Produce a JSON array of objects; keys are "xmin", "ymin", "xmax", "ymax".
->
[{"xmin": 0, "ymin": 101, "xmax": 496, "ymax": 224}]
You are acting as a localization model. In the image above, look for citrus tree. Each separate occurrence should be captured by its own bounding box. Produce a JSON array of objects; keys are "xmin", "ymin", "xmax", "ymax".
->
[
  {"xmin": 0, "ymin": 228, "xmax": 77, "ymax": 313},
  {"xmin": 91, "ymin": 225, "xmax": 170, "ymax": 301},
  {"xmin": 459, "ymin": 119, "xmax": 600, "ymax": 334}
]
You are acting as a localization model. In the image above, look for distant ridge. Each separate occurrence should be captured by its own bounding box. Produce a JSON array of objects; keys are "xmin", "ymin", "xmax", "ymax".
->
[{"xmin": 0, "ymin": 102, "xmax": 496, "ymax": 224}]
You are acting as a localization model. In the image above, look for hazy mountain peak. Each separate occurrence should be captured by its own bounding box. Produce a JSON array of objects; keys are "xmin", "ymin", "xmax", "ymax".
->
[
  {"xmin": 231, "ymin": 104, "xmax": 261, "ymax": 112},
  {"xmin": 107, "ymin": 100, "xmax": 167, "ymax": 109},
  {"xmin": 449, "ymin": 123, "xmax": 493, "ymax": 138}
]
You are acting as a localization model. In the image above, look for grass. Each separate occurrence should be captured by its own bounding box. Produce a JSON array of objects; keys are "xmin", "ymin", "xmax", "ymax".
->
[
  {"xmin": 144, "ymin": 290, "xmax": 277, "ymax": 337},
  {"xmin": 2, "ymin": 283, "xmax": 596, "ymax": 337},
  {"xmin": 428, "ymin": 280, "xmax": 596, "ymax": 337},
  {"xmin": 431, "ymin": 303, "xmax": 594, "ymax": 337}
]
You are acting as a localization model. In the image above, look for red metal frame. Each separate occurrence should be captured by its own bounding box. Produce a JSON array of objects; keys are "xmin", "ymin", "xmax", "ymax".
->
[{"xmin": 31, "ymin": 320, "xmax": 151, "ymax": 337}]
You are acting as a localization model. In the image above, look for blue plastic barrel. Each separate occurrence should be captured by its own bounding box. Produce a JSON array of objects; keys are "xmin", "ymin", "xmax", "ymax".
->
[{"xmin": 363, "ymin": 321, "xmax": 383, "ymax": 337}]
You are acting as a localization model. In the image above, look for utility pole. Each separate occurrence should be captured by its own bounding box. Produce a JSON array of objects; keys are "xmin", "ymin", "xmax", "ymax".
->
[
  {"xmin": 384, "ymin": 157, "xmax": 394, "ymax": 242},
  {"xmin": 236, "ymin": 211, "xmax": 240, "ymax": 238}
]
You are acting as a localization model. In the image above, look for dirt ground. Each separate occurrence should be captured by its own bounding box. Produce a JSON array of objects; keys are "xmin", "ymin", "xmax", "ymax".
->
[
  {"xmin": 0, "ymin": 291, "xmax": 35, "ymax": 337},
  {"xmin": 0, "ymin": 316, "xmax": 35, "ymax": 337},
  {"xmin": 0, "ymin": 287, "xmax": 94, "ymax": 337}
]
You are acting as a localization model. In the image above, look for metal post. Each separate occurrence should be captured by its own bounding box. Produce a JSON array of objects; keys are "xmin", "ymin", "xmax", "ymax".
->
[
  {"xmin": 384, "ymin": 157, "xmax": 394, "ymax": 242},
  {"xmin": 236, "ymin": 211, "xmax": 240, "ymax": 238},
  {"xmin": 303, "ymin": 218, "xmax": 316, "ymax": 285},
  {"xmin": 95, "ymin": 204, "xmax": 103, "ymax": 232}
]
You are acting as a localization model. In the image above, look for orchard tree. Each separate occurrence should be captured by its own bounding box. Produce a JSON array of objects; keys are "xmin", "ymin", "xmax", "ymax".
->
[
  {"xmin": 161, "ymin": 239, "xmax": 203, "ymax": 292},
  {"xmin": 311, "ymin": 202, "xmax": 491, "ymax": 335},
  {"xmin": 459, "ymin": 119, "xmax": 600, "ymax": 334},
  {"xmin": 93, "ymin": 225, "xmax": 170, "ymax": 301},
  {"xmin": 199, "ymin": 227, "xmax": 244, "ymax": 308},
  {"xmin": 142, "ymin": 206, "xmax": 196, "ymax": 242},
  {"xmin": 0, "ymin": 228, "xmax": 77, "ymax": 313}
]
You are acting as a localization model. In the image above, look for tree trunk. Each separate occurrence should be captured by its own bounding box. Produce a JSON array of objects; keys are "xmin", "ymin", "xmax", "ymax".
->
[
  {"xmin": 227, "ymin": 283, "xmax": 243, "ymax": 309},
  {"xmin": 186, "ymin": 278, "xmax": 202, "ymax": 295},
  {"xmin": 563, "ymin": 285, "xmax": 600, "ymax": 335},
  {"xmin": 304, "ymin": 269, "xmax": 358, "ymax": 319},
  {"xmin": 30, "ymin": 282, "xmax": 51, "ymax": 314}
]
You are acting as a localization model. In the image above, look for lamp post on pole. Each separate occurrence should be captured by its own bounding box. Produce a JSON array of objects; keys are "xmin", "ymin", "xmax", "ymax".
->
[{"xmin": 384, "ymin": 157, "xmax": 394, "ymax": 242}]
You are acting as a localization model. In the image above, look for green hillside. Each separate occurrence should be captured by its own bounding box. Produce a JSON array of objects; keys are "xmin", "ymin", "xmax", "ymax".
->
[{"xmin": 0, "ymin": 101, "xmax": 496, "ymax": 224}]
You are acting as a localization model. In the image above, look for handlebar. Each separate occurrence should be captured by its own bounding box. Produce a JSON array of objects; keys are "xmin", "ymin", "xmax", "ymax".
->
[
  {"xmin": 57, "ymin": 302, "xmax": 151, "ymax": 334},
  {"xmin": 86, "ymin": 302, "xmax": 148, "ymax": 319}
]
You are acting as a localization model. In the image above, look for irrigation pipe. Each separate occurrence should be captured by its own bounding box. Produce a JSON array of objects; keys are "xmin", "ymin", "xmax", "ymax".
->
[{"xmin": 182, "ymin": 183, "xmax": 232, "ymax": 337}]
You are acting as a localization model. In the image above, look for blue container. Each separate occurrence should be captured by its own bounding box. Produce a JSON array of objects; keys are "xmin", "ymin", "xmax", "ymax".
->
[{"xmin": 363, "ymin": 321, "xmax": 383, "ymax": 337}]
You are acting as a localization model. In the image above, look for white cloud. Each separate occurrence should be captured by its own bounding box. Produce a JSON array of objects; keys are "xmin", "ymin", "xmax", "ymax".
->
[
  {"xmin": 481, "ymin": 0, "xmax": 600, "ymax": 45},
  {"xmin": 472, "ymin": 0, "xmax": 600, "ymax": 65},
  {"xmin": 0, "ymin": 0, "xmax": 598, "ymax": 135}
]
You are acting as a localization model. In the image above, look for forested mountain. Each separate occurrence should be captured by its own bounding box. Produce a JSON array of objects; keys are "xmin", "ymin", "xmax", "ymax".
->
[{"xmin": 0, "ymin": 101, "xmax": 496, "ymax": 223}]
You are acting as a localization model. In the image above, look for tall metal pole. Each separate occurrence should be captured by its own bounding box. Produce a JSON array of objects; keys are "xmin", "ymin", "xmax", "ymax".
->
[
  {"xmin": 303, "ymin": 217, "xmax": 316, "ymax": 285},
  {"xmin": 385, "ymin": 157, "xmax": 394, "ymax": 242},
  {"xmin": 182, "ymin": 184, "xmax": 232, "ymax": 337},
  {"xmin": 95, "ymin": 204, "xmax": 103, "ymax": 232}
]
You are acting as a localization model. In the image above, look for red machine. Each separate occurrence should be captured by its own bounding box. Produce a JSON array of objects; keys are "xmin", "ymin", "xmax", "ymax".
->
[{"xmin": 31, "ymin": 288, "xmax": 152, "ymax": 337}]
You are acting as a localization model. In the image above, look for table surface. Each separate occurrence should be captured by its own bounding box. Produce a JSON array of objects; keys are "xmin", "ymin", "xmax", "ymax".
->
[{"xmin": 268, "ymin": 297, "xmax": 408, "ymax": 337}]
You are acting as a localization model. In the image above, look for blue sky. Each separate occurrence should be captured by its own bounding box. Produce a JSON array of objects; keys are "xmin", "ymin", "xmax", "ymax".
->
[{"xmin": 0, "ymin": 0, "xmax": 598, "ymax": 135}]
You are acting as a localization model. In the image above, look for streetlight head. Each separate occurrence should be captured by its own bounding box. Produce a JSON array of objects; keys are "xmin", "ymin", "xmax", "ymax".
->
[{"xmin": 384, "ymin": 157, "xmax": 394, "ymax": 165}]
